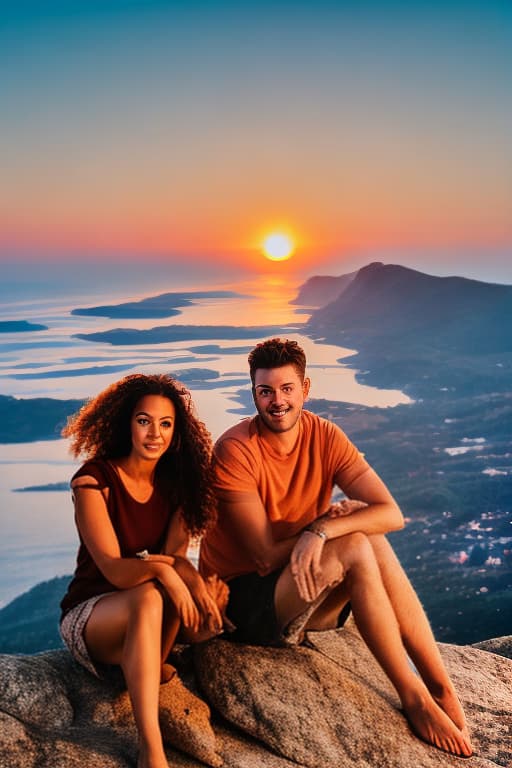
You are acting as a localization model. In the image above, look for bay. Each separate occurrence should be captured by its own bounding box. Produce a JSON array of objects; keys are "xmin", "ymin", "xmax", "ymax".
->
[{"xmin": 0, "ymin": 261, "xmax": 410, "ymax": 607}]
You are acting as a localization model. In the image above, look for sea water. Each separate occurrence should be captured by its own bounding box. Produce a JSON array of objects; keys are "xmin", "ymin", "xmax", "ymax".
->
[{"xmin": 0, "ymin": 260, "xmax": 410, "ymax": 607}]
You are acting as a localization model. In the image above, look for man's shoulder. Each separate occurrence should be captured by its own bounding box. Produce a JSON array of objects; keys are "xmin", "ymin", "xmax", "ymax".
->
[
  {"xmin": 302, "ymin": 409, "xmax": 340, "ymax": 435},
  {"xmin": 215, "ymin": 417, "xmax": 258, "ymax": 453}
]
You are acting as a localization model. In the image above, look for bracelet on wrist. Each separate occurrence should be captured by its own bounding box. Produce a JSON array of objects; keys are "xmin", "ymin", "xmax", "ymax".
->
[{"xmin": 305, "ymin": 526, "xmax": 328, "ymax": 542}]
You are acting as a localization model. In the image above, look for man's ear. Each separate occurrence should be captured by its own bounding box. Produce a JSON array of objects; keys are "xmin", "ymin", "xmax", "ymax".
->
[{"xmin": 303, "ymin": 377, "xmax": 311, "ymax": 400}]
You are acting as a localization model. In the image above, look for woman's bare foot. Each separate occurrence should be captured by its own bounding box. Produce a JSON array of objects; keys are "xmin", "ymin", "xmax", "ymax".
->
[
  {"xmin": 160, "ymin": 663, "xmax": 176, "ymax": 684},
  {"xmin": 402, "ymin": 685, "xmax": 473, "ymax": 757}
]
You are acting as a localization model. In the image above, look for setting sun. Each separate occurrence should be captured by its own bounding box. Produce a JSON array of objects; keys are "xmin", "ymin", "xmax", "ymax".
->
[{"xmin": 262, "ymin": 233, "xmax": 295, "ymax": 261}]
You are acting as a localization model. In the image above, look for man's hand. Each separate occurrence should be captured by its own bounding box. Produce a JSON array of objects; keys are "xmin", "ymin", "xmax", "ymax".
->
[
  {"xmin": 290, "ymin": 531, "xmax": 328, "ymax": 603},
  {"xmin": 326, "ymin": 499, "xmax": 368, "ymax": 517}
]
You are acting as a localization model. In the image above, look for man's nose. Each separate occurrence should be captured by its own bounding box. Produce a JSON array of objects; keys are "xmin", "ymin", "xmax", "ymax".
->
[{"xmin": 272, "ymin": 389, "xmax": 284, "ymax": 404}]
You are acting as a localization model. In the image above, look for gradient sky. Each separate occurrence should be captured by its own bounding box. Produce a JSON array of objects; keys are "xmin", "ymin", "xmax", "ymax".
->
[{"xmin": 1, "ymin": 0, "xmax": 511, "ymax": 280}]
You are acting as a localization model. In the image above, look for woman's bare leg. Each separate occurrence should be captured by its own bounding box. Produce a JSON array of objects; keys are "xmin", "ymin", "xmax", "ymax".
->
[
  {"xmin": 275, "ymin": 533, "xmax": 472, "ymax": 757},
  {"xmin": 85, "ymin": 582, "xmax": 180, "ymax": 768},
  {"xmin": 368, "ymin": 534, "xmax": 470, "ymax": 738}
]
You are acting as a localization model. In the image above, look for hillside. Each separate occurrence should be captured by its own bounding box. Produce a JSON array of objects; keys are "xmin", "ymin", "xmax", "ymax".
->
[
  {"xmin": 0, "ymin": 576, "xmax": 69, "ymax": 653},
  {"xmin": 290, "ymin": 266, "xmax": 361, "ymax": 307},
  {"xmin": 305, "ymin": 262, "xmax": 512, "ymax": 396},
  {"xmin": 0, "ymin": 394, "xmax": 84, "ymax": 443}
]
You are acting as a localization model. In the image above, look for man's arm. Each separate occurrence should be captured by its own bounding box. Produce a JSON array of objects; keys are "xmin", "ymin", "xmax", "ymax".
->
[
  {"xmin": 290, "ymin": 466, "xmax": 404, "ymax": 602},
  {"xmin": 308, "ymin": 466, "xmax": 404, "ymax": 539},
  {"xmin": 219, "ymin": 492, "xmax": 302, "ymax": 575}
]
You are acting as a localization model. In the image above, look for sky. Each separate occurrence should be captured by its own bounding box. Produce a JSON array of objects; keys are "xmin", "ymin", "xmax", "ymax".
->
[{"xmin": 1, "ymin": 0, "xmax": 511, "ymax": 281}]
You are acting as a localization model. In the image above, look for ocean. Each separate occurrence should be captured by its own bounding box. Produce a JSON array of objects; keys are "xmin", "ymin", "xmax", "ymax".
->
[{"xmin": 0, "ymin": 260, "xmax": 410, "ymax": 607}]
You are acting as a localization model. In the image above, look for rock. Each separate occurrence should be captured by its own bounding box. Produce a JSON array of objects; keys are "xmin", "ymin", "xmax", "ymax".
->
[
  {"xmin": 472, "ymin": 636, "xmax": 512, "ymax": 660},
  {"xmin": 0, "ymin": 650, "xmax": 221, "ymax": 768},
  {"xmin": 1, "ymin": 626, "xmax": 511, "ymax": 768},
  {"xmin": 194, "ymin": 622, "xmax": 512, "ymax": 768}
]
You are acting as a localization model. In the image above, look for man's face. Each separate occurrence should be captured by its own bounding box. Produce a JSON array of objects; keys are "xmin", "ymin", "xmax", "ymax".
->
[{"xmin": 252, "ymin": 364, "xmax": 310, "ymax": 435}]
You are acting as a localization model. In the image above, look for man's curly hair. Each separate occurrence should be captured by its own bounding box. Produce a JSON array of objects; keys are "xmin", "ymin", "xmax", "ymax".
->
[
  {"xmin": 62, "ymin": 373, "xmax": 216, "ymax": 537},
  {"xmin": 248, "ymin": 338, "xmax": 307, "ymax": 384}
]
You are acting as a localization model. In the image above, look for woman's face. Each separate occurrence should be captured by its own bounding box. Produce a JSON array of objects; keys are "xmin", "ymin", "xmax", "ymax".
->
[{"xmin": 130, "ymin": 394, "xmax": 176, "ymax": 462}]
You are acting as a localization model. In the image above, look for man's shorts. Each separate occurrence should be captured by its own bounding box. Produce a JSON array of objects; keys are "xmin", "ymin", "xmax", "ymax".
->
[
  {"xmin": 226, "ymin": 570, "xmax": 282, "ymax": 645},
  {"xmin": 225, "ymin": 569, "xmax": 351, "ymax": 646}
]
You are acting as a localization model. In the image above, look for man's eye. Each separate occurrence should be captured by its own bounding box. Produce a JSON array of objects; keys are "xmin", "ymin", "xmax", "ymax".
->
[{"xmin": 282, "ymin": 387, "xmax": 292, "ymax": 394}]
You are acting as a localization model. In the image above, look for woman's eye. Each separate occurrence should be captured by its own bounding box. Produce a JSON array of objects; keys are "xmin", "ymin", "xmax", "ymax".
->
[
  {"xmin": 160, "ymin": 420, "xmax": 172, "ymax": 429},
  {"xmin": 137, "ymin": 418, "xmax": 149, "ymax": 426}
]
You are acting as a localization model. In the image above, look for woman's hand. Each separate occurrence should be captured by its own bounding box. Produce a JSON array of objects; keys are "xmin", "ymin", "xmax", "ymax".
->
[
  {"xmin": 171, "ymin": 557, "xmax": 229, "ymax": 635},
  {"xmin": 290, "ymin": 531, "xmax": 327, "ymax": 603},
  {"xmin": 158, "ymin": 567, "xmax": 201, "ymax": 633},
  {"xmin": 326, "ymin": 499, "xmax": 368, "ymax": 517}
]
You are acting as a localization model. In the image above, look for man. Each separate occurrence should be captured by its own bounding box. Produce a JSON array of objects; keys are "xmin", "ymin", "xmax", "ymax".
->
[{"xmin": 200, "ymin": 338, "xmax": 472, "ymax": 757}]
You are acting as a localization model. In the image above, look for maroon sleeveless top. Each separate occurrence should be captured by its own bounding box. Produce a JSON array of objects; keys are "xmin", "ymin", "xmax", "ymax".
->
[{"xmin": 60, "ymin": 459, "xmax": 174, "ymax": 619}]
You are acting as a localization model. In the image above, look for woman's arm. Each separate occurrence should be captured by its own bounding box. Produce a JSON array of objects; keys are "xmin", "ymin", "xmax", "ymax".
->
[
  {"xmin": 73, "ymin": 479, "xmax": 200, "ymax": 629},
  {"xmin": 162, "ymin": 507, "xmax": 223, "ymax": 634}
]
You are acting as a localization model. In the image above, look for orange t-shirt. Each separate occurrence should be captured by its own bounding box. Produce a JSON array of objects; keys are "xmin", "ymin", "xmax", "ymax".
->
[{"xmin": 199, "ymin": 410, "xmax": 369, "ymax": 580}]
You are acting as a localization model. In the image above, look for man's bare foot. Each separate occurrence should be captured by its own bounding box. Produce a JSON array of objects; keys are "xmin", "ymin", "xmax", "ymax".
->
[
  {"xmin": 402, "ymin": 686, "xmax": 473, "ymax": 757},
  {"xmin": 430, "ymin": 681, "xmax": 471, "ymax": 743}
]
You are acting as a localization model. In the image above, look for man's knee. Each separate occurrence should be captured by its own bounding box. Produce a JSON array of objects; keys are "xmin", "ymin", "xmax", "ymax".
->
[{"xmin": 332, "ymin": 531, "xmax": 378, "ymax": 572}]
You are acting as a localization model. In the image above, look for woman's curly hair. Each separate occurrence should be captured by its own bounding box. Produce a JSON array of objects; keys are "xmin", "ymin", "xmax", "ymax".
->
[{"xmin": 62, "ymin": 373, "xmax": 216, "ymax": 537}]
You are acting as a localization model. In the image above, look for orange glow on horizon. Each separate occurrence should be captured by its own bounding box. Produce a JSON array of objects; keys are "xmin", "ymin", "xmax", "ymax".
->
[{"xmin": 1, "ymin": 204, "xmax": 511, "ymax": 269}]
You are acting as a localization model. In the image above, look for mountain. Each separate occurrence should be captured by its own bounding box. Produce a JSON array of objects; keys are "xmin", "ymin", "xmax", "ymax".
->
[
  {"xmin": 304, "ymin": 262, "xmax": 512, "ymax": 397},
  {"xmin": 290, "ymin": 266, "xmax": 363, "ymax": 307},
  {"xmin": 307, "ymin": 262, "xmax": 512, "ymax": 355}
]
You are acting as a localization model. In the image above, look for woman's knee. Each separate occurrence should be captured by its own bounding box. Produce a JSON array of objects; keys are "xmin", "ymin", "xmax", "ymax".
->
[{"xmin": 129, "ymin": 581, "xmax": 165, "ymax": 622}]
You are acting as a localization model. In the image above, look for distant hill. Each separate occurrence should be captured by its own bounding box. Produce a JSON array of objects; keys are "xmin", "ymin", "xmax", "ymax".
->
[
  {"xmin": 0, "ymin": 394, "xmax": 84, "ymax": 443},
  {"xmin": 305, "ymin": 262, "xmax": 512, "ymax": 396},
  {"xmin": 291, "ymin": 266, "xmax": 363, "ymax": 307},
  {"xmin": 0, "ymin": 320, "xmax": 47, "ymax": 332},
  {"xmin": 0, "ymin": 576, "xmax": 70, "ymax": 653},
  {"xmin": 72, "ymin": 289, "xmax": 244, "ymax": 319}
]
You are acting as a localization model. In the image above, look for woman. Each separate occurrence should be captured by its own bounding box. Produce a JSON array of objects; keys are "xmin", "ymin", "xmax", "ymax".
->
[{"xmin": 60, "ymin": 373, "xmax": 225, "ymax": 768}]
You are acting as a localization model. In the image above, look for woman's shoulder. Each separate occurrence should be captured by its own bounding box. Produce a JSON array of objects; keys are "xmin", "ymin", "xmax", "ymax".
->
[{"xmin": 71, "ymin": 458, "xmax": 114, "ymax": 488}]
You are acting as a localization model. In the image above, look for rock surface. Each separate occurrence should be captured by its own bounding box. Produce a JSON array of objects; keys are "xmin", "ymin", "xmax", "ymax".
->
[{"xmin": 1, "ymin": 622, "xmax": 511, "ymax": 768}]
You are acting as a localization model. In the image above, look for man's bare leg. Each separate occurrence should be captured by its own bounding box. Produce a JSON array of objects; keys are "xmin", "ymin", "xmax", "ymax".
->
[
  {"xmin": 274, "ymin": 532, "xmax": 472, "ymax": 757},
  {"xmin": 367, "ymin": 534, "xmax": 470, "ymax": 739}
]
